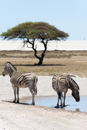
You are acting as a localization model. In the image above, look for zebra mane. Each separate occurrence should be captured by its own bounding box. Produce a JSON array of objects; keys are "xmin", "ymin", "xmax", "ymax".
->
[
  {"xmin": 67, "ymin": 76, "xmax": 79, "ymax": 90},
  {"xmin": 6, "ymin": 62, "xmax": 17, "ymax": 71}
]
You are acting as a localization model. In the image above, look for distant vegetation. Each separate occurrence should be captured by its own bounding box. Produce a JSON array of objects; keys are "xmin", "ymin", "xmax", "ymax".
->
[
  {"xmin": 0, "ymin": 50, "xmax": 87, "ymax": 58},
  {"xmin": 0, "ymin": 50, "xmax": 87, "ymax": 77}
]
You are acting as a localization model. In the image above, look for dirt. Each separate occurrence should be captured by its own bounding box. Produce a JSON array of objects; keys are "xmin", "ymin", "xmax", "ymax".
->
[{"xmin": 0, "ymin": 75, "xmax": 87, "ymax": 130}]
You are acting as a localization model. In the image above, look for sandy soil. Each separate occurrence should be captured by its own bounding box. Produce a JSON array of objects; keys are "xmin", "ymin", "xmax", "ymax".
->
[{"xmin": 0, "ymin": 75, "xmax": 87, "ymax": 130}]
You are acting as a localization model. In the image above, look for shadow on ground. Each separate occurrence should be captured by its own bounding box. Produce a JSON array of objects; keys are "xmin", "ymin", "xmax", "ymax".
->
[
  {"xmin": 2, "ymin": 100, "xmax": 30, "ymax": 105},
  {"xmin": 15, "ymin": 64, "xmax": 66, "ymax": 66}
]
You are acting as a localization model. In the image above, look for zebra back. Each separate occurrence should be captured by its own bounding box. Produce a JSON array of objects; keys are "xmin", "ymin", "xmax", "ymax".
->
[{"xmin": 52, "ymin": 75, "xmax": 69, "ymax": 98}]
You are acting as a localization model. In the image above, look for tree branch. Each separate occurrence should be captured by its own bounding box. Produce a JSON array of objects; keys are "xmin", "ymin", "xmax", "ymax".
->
[
  {"xmin": 22, "ymin": 39, "xmax": 32, "ymax": 48},
  {"xmin": 31, "ymin": 40, "xmax": 41, "ymax": 60}
]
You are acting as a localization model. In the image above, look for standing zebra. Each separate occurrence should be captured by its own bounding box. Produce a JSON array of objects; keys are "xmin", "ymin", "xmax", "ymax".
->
[
  {"xmin": 52, "ymin": 74, "xmax": 80, "ymax": 108},
  {"xmin": 2, "ymin": 62, "xmax": 38, "ymax": 105},
  {"xmin": 52, "ymin": 75, "xmax": 69, "ymax": 108}
]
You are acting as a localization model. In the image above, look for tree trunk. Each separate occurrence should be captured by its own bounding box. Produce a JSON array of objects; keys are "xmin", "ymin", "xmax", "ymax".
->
[
  {"xmin": 33, "ymin": 40, "xmax": 47, "ymax": 66},
  {"xmin": 37, "ymin": 51, "xmax": 45, "ymax": 65},
  {"xmin": 38, "ymin": 58, "xmax": 43, "ymax": 65},
  {"xmin": 26, "ymin": 39, "xmax": 48, "ymax": 66}
]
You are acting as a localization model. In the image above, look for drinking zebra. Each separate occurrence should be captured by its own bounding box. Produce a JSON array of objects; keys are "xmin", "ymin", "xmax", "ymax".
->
[
  {"xmin": 2, "ymin": 62, "xmax": 38, "ymax": 105},
  {"xmin": 52, "ymin": 75, "xmax": 80, "ymax": 108}
]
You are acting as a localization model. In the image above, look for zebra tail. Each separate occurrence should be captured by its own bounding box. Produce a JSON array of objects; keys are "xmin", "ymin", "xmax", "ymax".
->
[
  {"xmin": 34, "ymin": 76, "xmax": 38, "ymax": 95},
  {"xmin": 57, "ymin": 80, "xmax": 61, "ymax": 99}
]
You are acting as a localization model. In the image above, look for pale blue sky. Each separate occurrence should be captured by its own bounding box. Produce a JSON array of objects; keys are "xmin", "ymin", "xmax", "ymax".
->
[{"xmin": 0, "ymin": 0, "xmax": 87, "ymax": 40}]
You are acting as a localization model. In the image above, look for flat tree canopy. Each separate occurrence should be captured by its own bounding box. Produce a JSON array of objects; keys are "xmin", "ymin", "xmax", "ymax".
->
[{"xmin": 0, "ymin": 22, "xmax": 69, "ymax": 65}]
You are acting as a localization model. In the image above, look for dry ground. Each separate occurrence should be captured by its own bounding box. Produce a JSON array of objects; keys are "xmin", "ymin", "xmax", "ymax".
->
[
  {"xmin": 0, "ymin": 50, "xmax": 87, "ymax": 77},
  {"xmin": 0, "ymin": 76, "xmax": 87, "ymax": 130}
]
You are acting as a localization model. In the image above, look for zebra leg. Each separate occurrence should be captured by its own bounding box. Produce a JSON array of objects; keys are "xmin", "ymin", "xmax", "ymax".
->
[
  {"xmin": 56, "ymin": 96, "xmax": 59, "ymax": 108},
  {"xmin": 17, "ymin": 87, "xmax": 19, "ymax": 103},
  {"xmin": 12, "ymin": 86, "xmax": 16, "ymax": 103},
  {"xmin": 63, "ymin": 92, "xmax": 66, "ymax": 107},
  {"xmin": 31, "ymin": 92, "xmax": 35, "ymax": 105},
  {"xmin": 61, "ymin": 97, "xmax": 63, "ymax": 108}
]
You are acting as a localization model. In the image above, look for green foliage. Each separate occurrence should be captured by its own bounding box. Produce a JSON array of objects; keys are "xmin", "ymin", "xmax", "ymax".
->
[{"xmin": 0, "ymin": 22, "xmax": 69, "ymax": 41}]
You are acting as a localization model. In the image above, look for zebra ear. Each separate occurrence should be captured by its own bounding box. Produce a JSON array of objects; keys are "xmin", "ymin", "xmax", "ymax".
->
[
  {"xmin": 5, "ymin": 62, "xmax": 8, "ymax": 66},
  {"xmin": 5, "ymin": 62, "xmax": 7, "ymax": 65}
]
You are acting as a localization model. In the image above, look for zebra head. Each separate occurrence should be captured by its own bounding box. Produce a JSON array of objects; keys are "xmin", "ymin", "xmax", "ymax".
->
[
  {"xmin": 2, "ymin": 62, "xmax": 17, "ymax": 76},
  {"xmin": 72, "ymin": 89, "xmax": 80, "ymax": 102}
]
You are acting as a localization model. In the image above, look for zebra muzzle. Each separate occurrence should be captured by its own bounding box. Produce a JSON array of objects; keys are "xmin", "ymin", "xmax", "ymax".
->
[{"xmin": 2, "ymin": 72, "xmax": 5, "ymax": 76}]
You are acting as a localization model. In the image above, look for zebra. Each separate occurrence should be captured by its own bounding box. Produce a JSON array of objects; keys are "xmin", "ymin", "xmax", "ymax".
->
[
  {"xmin": 2, "ymin": 62, "xmax": 38, "ymax": 105},
  {"xmin": 52, "ymin": 74, "xmax": 80, "ymax": 108}
]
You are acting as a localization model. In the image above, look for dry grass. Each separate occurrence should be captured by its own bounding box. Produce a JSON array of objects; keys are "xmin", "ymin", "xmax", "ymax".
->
[{"xmin": 0, "ymin": 50, "xmax": 87, "ymax": 77}]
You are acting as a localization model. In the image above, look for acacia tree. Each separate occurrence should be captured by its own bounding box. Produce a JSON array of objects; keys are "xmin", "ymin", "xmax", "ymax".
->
[{"xmin": 0, "ymin": 22, "xmax": 69, "ymax": 65}]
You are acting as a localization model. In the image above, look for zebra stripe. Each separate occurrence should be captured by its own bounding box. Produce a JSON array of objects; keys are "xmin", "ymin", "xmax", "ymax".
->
[{"xmin": 67, "ymin": 76, "xmax": 79, "ymax": 90}]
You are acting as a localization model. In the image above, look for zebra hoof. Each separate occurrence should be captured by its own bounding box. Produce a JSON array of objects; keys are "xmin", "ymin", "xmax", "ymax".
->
[
  {"xmin": 31, "ymin": 102, "xmax": 35, "ymax": 105},
  {"xmin": 13, "ymin": 101, "xmax": 16, "ymax": 103},
  {"xmin": 55, "ymin": 105, "xmax": 59, "ymax": 108},
  {"xmin": 17, "ymin": 101, "xmax": 19, "ymax": 103},
  {"xmin": 61, "ymin": 106, "xmax": 63, "ymax": 108}
]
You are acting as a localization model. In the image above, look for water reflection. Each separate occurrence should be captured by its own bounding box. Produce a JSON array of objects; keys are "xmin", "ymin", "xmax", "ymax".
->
[{"xmin": 28, "ymin": 96, "xmax": 87, "ymax": 112}]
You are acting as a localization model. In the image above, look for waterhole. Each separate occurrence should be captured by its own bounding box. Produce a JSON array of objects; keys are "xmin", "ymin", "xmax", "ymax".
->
[{"xmin": 29, "ymin": 96, "xmax": 87, "ymax": 112}]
